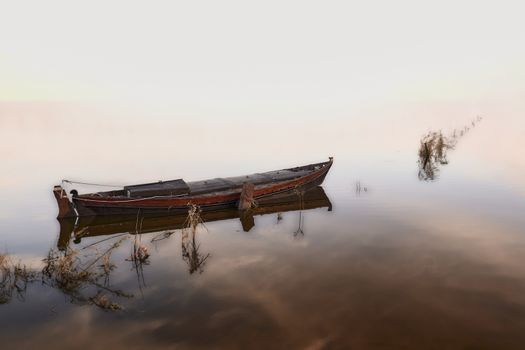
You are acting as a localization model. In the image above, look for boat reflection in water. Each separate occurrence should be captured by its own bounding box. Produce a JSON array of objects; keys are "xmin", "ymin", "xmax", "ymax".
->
[
  {"xmin": 57, "ymin": 185, "xmax": 331, "ymax": 277},
  {"xmin": 57, "ymin": 185, "xmax": 332, "ymax": 251}
]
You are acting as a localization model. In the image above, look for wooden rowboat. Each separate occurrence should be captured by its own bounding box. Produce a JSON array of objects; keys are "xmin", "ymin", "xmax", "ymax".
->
[{"xmin": 53, "ymin": 157, "xmax": 333, "ymax": 218}]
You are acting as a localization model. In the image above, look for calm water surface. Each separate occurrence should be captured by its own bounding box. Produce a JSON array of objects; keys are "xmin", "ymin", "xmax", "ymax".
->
[{"xmin": 1, "ymin": 111, "xmax": 525, "ymax": 349}]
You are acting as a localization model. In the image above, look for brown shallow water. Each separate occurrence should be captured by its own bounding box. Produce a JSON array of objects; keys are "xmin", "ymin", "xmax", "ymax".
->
[{"xmin": 1, "ymin": 110, "xmax": 525, "ymax": 349}]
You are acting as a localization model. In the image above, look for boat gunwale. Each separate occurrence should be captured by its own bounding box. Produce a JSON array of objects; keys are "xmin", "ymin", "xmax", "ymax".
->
[{"xmin": 74, "ymin": 159, "xmax": 332, "ymax": 207}]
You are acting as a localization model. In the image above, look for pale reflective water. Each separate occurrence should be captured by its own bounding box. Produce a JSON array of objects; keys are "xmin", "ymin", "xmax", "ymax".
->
[{"xmin": 1, "ymin": 108, "xmax": 525, "ymax": 349}]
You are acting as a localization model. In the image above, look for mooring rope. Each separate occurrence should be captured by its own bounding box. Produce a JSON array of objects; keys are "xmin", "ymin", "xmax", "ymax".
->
[{"xmin": 62, "ymin": 179, "xmax": 124, "ymax": 188}]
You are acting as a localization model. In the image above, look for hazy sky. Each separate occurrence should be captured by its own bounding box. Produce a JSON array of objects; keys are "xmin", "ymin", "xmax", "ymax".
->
[{"xmin": 1, "ymin": 1, "xmax": 524, "ymax": 108}]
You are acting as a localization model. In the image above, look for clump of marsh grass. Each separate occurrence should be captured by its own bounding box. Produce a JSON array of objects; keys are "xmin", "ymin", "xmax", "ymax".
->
[
  {"xmin": 12, "ymin": 261, "xmax": 37, "ymax": 301},
  {"xmin": 0, "ymin": 253, "xmax": 37, "ymax": 304},
  {"xmin": 0, "ymin": 257, "xmax": 35, "ymax": 304},
  {"xmin": 0, "ymin": 254, "xmax": 14, "ymax": 304},
  {"xmin": 42, "ymin": 249, "xmax": 89, "ymax": 293},
  {"xmin": 418, "ymin": 131, "xmax": 452, "ymax": 181},
  {"xmin": 42, "ymin": 243, "xmax": 131, "ymax": 310},
  {"xmin": 1, "ymin": 237, "xmax": 133, "ymax": 311},
  {"xmin": 418, "ymin": 116, "xmax": 483, "ymax": 181}
]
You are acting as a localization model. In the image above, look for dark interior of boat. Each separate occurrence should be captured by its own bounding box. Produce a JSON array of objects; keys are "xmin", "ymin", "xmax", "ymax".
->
[{"xmin": 81, "ymin": 161, "xmax": 329, "ymax": 199}]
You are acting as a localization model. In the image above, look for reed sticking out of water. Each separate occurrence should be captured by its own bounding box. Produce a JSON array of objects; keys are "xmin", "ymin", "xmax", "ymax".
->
[
  {"xmin": 130, "ymin": 239, "xmax": 150, "ymax": 265},
  {"xmin": 418, "ymin": 116, "xmax": 483, "ymax": 181},
  {"xmin": 129, "ymin": 237, "xmax": 149, "ymax": 294},
  {"xmin": 127, "ymin": 215, "xmax": 150, "ymax": 294},
  {"xmin": 355, "ymin": 181, "xmax": 368, "ymax": 195},
  {"xmin": 183, "ymin": 204, "xmax": 205, "ymax": 236},
  {"xmin": 181, "ymin": 205, "xmax": 210, "ymax": 274},
  {"xmin": 293, "ymin": 189, "xmax": 305, "ymax": 237}
]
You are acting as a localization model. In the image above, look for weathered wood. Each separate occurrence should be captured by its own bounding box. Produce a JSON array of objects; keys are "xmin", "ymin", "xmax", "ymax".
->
[
  {"xmin": 53, "ymin": 186, "xmax": 77, "ymax": 218},
  {"xmin": 125, "ymin": 179, "xmax": 189, "ymax": 197},
  {"xmin": 239, "ymin": 210, "xmax": 255, "ymax": 232},
  {"xmin": 238, "ymin": 182, "xmax": 255, "ymax": 210}
]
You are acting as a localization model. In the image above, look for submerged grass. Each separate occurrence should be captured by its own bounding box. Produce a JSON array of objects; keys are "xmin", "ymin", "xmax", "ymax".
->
[
  {"xmin": 42, "ymin": 248, "xmax": 89, "ymax": 293},
  {"xmin": 42, "ymin": 245, "xmax": 132, "ymax": 310},
  {"xmin": 0, "ymin": 253, "xmax": 37, "ymax": 304},
  {"xmin": 90, "ymin": 292, "xmax": 122, "ymax": 311},
  {"xmin": 0, "ymin": 238, "xmax": 132, "ymax": 311}
]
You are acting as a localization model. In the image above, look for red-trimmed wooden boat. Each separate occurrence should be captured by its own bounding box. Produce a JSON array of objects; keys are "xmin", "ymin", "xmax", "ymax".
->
[{"xmin": 53, "ymin": 158, "xmax": 333, "ymax": 218}]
